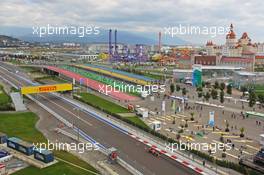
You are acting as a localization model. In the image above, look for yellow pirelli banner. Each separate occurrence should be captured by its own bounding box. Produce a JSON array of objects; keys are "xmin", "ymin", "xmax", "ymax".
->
[{"xmin": 21, "ymin": 83, "xmax": 73, "ymax": 95}]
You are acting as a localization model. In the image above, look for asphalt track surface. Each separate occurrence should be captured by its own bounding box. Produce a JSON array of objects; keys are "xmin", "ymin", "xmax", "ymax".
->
[
  {"xmin": 46, "ymin": 66, "xmax": 138, "ymax": 101},
  {"xmin": 0, "ymin": 63, "xmax": 197, "ymax": 175}
]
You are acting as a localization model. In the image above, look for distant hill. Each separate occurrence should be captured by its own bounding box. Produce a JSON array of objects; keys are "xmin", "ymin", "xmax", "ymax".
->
[
  {"xmin": 0, "ymin": 26, "xmax": 189, "ymax": 45},
  {"xmin": 19, "ymin": 30, "xmax": 158, "ymax": 45},
  {"xmin": 0, "ymin": 35, "xmax": 26, "ymax": 46},
  {"xmin": 19, "ymin": 30, "xmax": 189, "ymax": 45},
  {"xmin": 0, "ymin": 35, "xmax": 19, "ymax": 43}
]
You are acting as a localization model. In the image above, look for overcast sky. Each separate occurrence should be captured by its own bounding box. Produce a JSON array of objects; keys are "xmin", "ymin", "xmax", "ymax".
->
[{"xmin": 0, "ymin": 0, "xmax": 263, "ymax": 44}]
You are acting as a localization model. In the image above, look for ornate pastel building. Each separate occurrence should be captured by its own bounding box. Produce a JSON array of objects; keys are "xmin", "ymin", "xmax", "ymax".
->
[{"xmin": 204, "ymin": 24, "xmax": 264, "ymax": 71}]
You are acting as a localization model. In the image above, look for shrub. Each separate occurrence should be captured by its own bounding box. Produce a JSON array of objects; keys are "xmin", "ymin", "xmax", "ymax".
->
[{"xmin": 74, "ymin": 95, "xmax": 261, "ymax": 175}]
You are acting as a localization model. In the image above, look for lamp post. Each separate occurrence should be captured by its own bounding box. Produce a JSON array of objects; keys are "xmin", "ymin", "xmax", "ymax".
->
[
  {"xmin": 73, "ymin": 107, "xmax": 82, "ymax": 141},
  {"xmin": 214, "ymin": 157, "xmax": 218, "ymax": 173},
  {"xmin": 86, "ymin": 78, "xmax": 89, "ymax": 93}
]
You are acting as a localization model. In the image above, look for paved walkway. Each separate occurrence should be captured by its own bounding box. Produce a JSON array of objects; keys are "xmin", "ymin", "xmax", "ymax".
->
[
  {"xmin": 10, "ymin": 92, "xmax": 27, "ymax": 111},
  {"xmin": 63, "ymin": 94, "xmax": 238, "ymax": 175}
]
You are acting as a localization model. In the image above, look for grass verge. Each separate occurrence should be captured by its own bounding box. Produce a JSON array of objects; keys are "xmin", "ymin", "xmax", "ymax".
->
[
  {"xmin": 34, "ymin": 76, "xmax": 68, "ymax": 84},
  {"xmin": 75, "ymin": 93, "xmax": 262, "ymax": 175},
  {"xmin": 75, "ymin": 92, "xmax": 150, "ymax": 131},
  {"xmin": 19, "ymin": 66, "xmax": 41, "ymax": 73},
  {"xmin": 125, "ymin": 116, "xmax": 149, "ymax": 129},
  {"xmin": 78, "ymin": 92, "xmax": 129, "ymax": 113},
  {"xmin": 0, "ymin": 112, "xmax": 99, "ymax": 175},
  {"xmin": 0, "ymin": 85, "xmax": 14, "ymax": 111}
]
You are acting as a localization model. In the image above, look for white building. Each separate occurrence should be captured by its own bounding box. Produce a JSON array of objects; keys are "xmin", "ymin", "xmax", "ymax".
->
[
  {"xmin": 206, "ymin": 24, "xmax": 263, "ymax": 58},
  {"xmin": 79, "ymin": 54, "xmax": 98, "ymax": 61}
]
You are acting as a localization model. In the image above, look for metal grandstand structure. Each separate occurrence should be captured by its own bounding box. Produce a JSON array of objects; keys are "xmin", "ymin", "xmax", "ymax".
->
[{"xmin": 108, "ymin": 29, "xmax": 148, "ymax": 62}]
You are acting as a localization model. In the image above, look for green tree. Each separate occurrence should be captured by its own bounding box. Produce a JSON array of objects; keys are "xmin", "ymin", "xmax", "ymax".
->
[
  {"xmin": 176, "ymin": 85, "xmax": 181, "ymax": 92},
  {"xmin": 197, "ymin": 86, "xmax": 203, "ymax": 98},
  {"xmin": 240, "ymin": 86, "xmax": 247, "ymax": 96},
  {"xmin": 258, "ymin": 94, "xmax": 264, "ymax": 107},
  {"xmin": 196, "ymin": 86, "xmax": 203, "ymax": 92},
  {"xmin": 225, "ymin": 120, "xmax": 230, "ymax": 132},
  {"xmin": 226, "ymin": 84, "xmax": 232, "ymax": 95},
  {"xmin": 240, "ymin": 127, "xmax": 245, "ymax": 137},
  {"xmin": 204, "ymin": 92, "xmax": 211, "ymax": 101},
  {"xmin": 201, "ymin": 81, "xmax": 205, "ymax": 88},
  {"xmin": 211, "ymin": 89, "xmax": 218, "ymax": 99},
  {"xmin": 248, "ymin": 90, "xmax": 256, "ymax": 107},
  {"xmin": 190, "ymin": 112, "xmax": 194, "ymax": 121},
  {"xmin": 172, "ymin": 117, "xmax": 176, "ymax": 124},
  {"xmin": 185, "ymin": 119, "xmax": 188, "ymax": 128},
  {"xmin": 182, "ymin": 88, "xmax": 187, "ymax": 96},
  {"xmin": 220, "ymin": 134, "xmax": 224, "ymax": 142},
  {"xmin": 198, "ymin": 92, "xmax": 203, "ymax": 98},
  {"xmin": 220, "ymin": 82, "xmax": 226, "ymax": 91},
  {"xmin": 214, "ymin": 81, "xmax": 219, "ymax": 89},
  {"xmin": 220, "ymin": 90, "xmax": 224, "ymax": 103},
  {"xmin": 205, "ymin": 81, "xmax": 211, "ymax": 88},
  {"xmin": 170, "ymin": 83, "xmax": 175, "ymax": 94}
]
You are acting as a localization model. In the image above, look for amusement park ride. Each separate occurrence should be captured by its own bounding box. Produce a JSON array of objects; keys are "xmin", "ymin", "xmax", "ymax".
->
[
  {"xmin": 107, "ymin": 29, "xmax": 193, "ymax": 66},
  {"xmin": 108, "ymin": 29, "xmax": 148, "ymax": 62},
  {"xmin": 153, "ymin": 32, "xmax": 193, "ymax": 66}
]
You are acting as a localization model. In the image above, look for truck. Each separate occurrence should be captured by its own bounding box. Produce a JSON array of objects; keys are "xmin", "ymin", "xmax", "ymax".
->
[
  {"xmin": 253, "ymin": 148, "xmax": 264, "ymax": 165},
  {"xmin": 239, "ymin": 148, "xmax": 264, "ymax": 173},
  {"xmin": 135, "ymin": 107, "xmax": 148, "ymax": 118},
  {"xmin": 0, "ymin": 150, "xmax": 9, "ymax": 158}
]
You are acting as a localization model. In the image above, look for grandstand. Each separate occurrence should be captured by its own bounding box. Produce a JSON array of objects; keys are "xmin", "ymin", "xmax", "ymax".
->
[
  {"xmin": 60, "ymin": 65, "xmax": 140, "ymax": 96},
  {"xmin": 75, "ymin": 64, "xmax": 156, "ymax": 85},
  {"xmin": 45, "ymin": 66, "xmax": 138, "ymax": 101}
]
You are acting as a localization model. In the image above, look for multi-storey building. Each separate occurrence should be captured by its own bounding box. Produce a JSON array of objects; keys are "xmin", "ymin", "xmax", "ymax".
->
[{"xmin": 204, "ymin": 24, "xmax": 264, "ymax": 71}]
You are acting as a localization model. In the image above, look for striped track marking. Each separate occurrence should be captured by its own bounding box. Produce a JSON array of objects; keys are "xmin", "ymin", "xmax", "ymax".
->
[{"xmin": 128, "ymin": 133, "xmax": 208, "ymax": 175}]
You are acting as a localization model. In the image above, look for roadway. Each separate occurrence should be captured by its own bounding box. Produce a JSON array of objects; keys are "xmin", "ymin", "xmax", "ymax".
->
[{"xmin": 0, "ymin": 62, "xmax": 198, "ymax": 175}]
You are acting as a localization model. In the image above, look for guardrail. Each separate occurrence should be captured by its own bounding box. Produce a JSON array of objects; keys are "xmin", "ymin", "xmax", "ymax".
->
[
  {"xmin": 117, "ymin": 157, "xmax": 143, "ymax": 175},
  {"xmin": 54, "ymin": 94, "xmax": 222, "ymax": 175},
  {"xmin": 57, "ymin": 127, "xmax": 143, "ymax": 175},
  {"xmin": 195, "ymin": 101, "xmax": 224, "ymax": 109},
  {"xmin": 0, "ymin": 68, "xmax": 144, "ymax": 175},
  {"xmin": 0, "ymin": 64, "xmax": 222, "ymax": 175},
  {"xmin": 31, "ymin": 95, "xmax": 143, "ymax": 175},
  {"xmin": 27, "ymin": 95, "xmax": 73, "ymax": 128}
]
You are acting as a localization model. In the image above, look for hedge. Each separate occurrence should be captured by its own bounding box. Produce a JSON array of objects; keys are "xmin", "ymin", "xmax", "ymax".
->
[
  {"xmin": 74, "ymin": 95, "xmax": 262, "ymax": 175},
  {"xmin": 0, "ymin": 86, "xmax": 14, "ymax": 111},
  {"xmin": 0, "ymin": 104, "xmax": 14, "ymax": 111}
]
